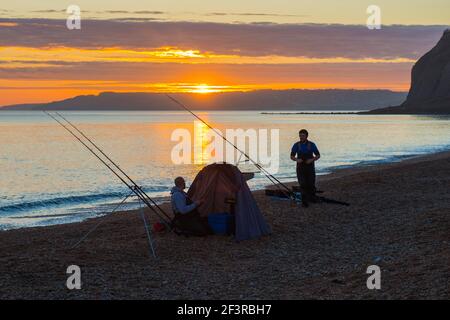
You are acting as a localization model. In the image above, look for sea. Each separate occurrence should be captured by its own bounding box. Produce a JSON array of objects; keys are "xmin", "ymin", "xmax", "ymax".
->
[{"xmin": 1, "ymin": 110, "xmax": 449, "ymax": 230}]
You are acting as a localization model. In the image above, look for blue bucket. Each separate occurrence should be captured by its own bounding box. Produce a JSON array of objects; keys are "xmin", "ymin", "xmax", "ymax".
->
[{"xmin": 208, "ymin": 213, "xmax": 233, "ymax": 235}]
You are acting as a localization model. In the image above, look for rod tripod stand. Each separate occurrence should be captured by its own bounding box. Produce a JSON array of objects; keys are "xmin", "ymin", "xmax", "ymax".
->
[{"xmin": 70, "ymin": 192, "xmax": 157, "ymax": 259}]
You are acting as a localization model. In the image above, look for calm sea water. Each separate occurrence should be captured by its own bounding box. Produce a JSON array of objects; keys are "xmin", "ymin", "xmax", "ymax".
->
[{"xmin": 1, "ymin": 111, "xmax": 449, "ymax": 230}]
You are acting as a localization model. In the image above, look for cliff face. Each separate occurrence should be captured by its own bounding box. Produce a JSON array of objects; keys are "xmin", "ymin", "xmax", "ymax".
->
[
  {"xmin": 368, "ymin": 30, "xmax": 450, "ymax": 114},
  {"xmin": 405, "ymin": 29, "xmax": 450, "ymax": 109}
]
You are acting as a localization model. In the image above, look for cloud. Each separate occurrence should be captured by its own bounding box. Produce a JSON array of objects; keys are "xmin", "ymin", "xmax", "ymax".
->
[
  {"xmin": 208, "ymin": 12, "xmax": 307, "ymax": 17},
  {"xmin": 108, "ymin": 17, "xmax": 163, "ymax": 22},
  {"xmin": 31, "ymin": 10, "xmax": 66, "ymax": 13},
  {"xmin": 0, "ymin": 60, "xmax": 413, "ymax": 92},
  {"xmin": 104, "ymin": 10, "xmax": 130, "ymax": 14},
  {"xmin": 95, "ymin": 10, "xmax": 166, "ymax": 15},
  {"xmin": 30, "ymin": 9, "xmax": 154, "ymax": 14},
  {"xmin": 133, "ymin": 11, "xmax": 165, "ymax": 15},
  {"xmin": 0, "ymin": 22, "xmax": 18, "ymax": 27},
  {"xmin": 0, "ymin": 18, "xmax": 445, "ymax": 60}
]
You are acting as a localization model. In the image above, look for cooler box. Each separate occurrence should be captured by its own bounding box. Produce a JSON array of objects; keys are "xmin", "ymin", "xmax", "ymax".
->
[{"xmin": 208, "ymin": 213, "xmax": 234, "ymax": 235}]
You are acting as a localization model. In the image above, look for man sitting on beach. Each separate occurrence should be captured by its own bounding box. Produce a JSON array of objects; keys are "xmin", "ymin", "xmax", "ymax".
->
[
  {"xmin": 290, "ymin": 129, "xmax": 321, "ymax": 207},
  {"xmin": 170, "ymin": 177, "xmax": 211, "ymax": 236}
]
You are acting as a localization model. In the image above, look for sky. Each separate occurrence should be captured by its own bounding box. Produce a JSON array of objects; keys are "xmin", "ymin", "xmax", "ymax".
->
[{"xmin": 0, "ymin": 0, "xmax": 449, "ymax": 106}]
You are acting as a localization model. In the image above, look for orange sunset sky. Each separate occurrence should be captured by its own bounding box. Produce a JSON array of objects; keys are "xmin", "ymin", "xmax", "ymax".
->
[{"xmin": 0, "ymin": 0, "xmax": 449, "ymax": 106}]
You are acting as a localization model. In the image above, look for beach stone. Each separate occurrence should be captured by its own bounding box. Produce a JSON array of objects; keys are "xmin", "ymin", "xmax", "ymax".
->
[{"xmin": 373, "ymin": 256, "xmax": 382, "ymax": 263}]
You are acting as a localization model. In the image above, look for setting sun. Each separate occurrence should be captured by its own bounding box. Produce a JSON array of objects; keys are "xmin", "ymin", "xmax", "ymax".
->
[{"xmin": 191, "ymin": 84, "xmax": 217, "ymax": 94}]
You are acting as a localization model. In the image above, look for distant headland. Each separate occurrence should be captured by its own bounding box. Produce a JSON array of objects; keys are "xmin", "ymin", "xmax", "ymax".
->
[{"xmin": 0, "ymin": 89, "xmax": 406, "ymax": 112}]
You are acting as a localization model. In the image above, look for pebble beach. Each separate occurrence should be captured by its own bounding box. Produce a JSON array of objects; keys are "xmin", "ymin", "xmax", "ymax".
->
[{"xmin": 0, "ymin": 151, "xmax": 449, "ymax": 299}]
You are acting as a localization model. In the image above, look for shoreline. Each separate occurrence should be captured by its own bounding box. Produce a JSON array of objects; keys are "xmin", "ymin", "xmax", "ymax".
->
[
  {"xmin": 2, "ymin": 148, "xmax": 450, "ymax": 232},
  {"xmin": 0, "ymin": 150, "xmax": 449, "ymax": 299}
]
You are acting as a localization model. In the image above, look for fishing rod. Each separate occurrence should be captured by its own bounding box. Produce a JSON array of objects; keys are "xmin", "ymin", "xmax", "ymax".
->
[
  {"xmin": 44, "ymin": 111, "xmax": 172, "ymax": 225},
  {"xmin": 53, "ymin": 111, "xmax": 171, "ymax": 222},
  {"xmin": 165, "ymin": 94, "xmax": 295, "ymax": 199}
]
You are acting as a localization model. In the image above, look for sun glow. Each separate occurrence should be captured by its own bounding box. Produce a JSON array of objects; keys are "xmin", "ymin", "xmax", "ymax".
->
[
  {"xmin": 191, "ymin": 84, "xmax": 221, "ymax": 94},
  {"xmin": 194, "ymin": 120, "xmax": 212, "ymax": 165}
]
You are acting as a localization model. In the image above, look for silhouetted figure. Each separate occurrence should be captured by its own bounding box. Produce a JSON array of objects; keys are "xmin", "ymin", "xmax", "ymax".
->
[
  {"xmin": 170, "ymin": 177, "xmax": 211, "ymax": 236},
  {"xmin": 290, "ymin": 129, "xmax": 321, "ymax": 207}
]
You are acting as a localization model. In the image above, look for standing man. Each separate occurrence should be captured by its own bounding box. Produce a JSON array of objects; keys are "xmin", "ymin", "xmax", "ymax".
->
[{"xmin": 290, "ymin": 129, "xmax": 321, "ymax": 207}]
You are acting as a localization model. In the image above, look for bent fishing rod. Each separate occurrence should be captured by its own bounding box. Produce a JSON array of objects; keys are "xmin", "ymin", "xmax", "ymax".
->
[
  {"xmin": 44, "ymin": 111, "xmax": 172, "ymax": 225},
  {"xmin": 165, "ymin": 94, "xmax": 295, "ymax": 200},
  {"xmin": 52, "ymin": 111, "xmax": 171, "ymax": 222}
]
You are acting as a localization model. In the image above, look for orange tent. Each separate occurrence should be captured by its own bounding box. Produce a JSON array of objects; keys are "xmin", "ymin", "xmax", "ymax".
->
[{"xmin": 187, "ymin": 163, "xmax": 271, "ymax": 241}]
